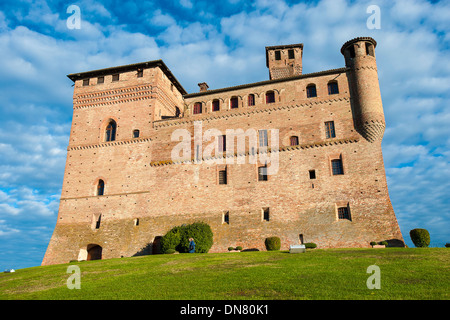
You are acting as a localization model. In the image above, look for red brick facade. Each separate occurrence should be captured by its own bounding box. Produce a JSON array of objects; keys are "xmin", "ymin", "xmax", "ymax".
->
[{"xmin": 42, "ymin": 37, "xmax": 404, "ymax": 265}]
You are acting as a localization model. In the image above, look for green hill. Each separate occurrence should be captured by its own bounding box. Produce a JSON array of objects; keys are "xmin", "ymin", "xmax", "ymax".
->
[{"xmin": 1, "ymin": 248, "xmax": 448, "ymax": 300}]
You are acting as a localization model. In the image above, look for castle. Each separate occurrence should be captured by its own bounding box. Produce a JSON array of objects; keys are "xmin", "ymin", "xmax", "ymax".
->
[{"xmin": 42, "ymin": 37, "xmax": 404, "ymax": 265}]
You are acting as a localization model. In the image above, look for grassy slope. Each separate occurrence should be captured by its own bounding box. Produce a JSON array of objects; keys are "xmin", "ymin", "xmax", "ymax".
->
[{"xmin": 0, "ymin": 248, "xmax": 448, "ymax": 300}]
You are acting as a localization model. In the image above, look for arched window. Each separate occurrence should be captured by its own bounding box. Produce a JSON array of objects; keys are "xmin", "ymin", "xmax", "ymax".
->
[
  {"xmin": 328, "ymin": 81, "xmax": 339, "ymax": 95},
  {"xmin": 97, "ymin": 179, "xmax": 105, "ymax": 196},
  {"xmin": 105, "ymin": 120, "xmax": 117, "ymax": 142},
  {"xmin": 193, "ymin": 102, "xmax": 202, "ymax": 114},
  {"xmin": 248, "ymin": 94, "xmax": 255, "ymax": 106},
  {"xmin": 266, "ymin": 91, "xmax": 275, "ymax": 104},
  {"xmin": 290, "ymin": 136, "xmax": 299, "ymax": 146},
  {"xmin": 133, "ymin": 129, "xmax": 140, "ymax": 138},
  {"xmin": 212, "ymin": 99, "xmax": 220, "ymax": 112},
  {"xmin": 230, "ymin": 96, "xmax": 239, "ymax": 109},
  {"xmin": 306, "ymin": 84, "xmax": 317, "ymax": 98}
]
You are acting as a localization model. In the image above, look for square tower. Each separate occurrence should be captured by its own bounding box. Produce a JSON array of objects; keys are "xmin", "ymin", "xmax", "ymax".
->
[{"xmin": 265, "ymin": 43, "xmax": 303, "ymax": 80}]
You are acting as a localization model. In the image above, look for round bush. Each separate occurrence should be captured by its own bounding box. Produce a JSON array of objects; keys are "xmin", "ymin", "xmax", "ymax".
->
[
  {"xmin": 161, "ymin": 222, "xmax": 213, "ymax": 253},
  {"xmin": 228, "ymin": 247, "xmax": 234, "ymax": 251},
  {"xmin": 160, "ymin": 227, "xmax": 181, "ymax": 254},
  {"xmin": 304, "ymin": 242, "xmax": 317, "ymax": 249},
  {"xmin": 235, "ymin": 246, "xmax": 242, "ymax": 251},
  {"xmin": 410, "ymin": 228, "xmax": 430, "ymax": 248},
  {"xmin": 370, "ymin": 241, "xmax": 377, "ymax": 246},
  {"xmin": 178, "ymin": 222, "xmax": 214, "ymax": 253},
  {"xmin": 265, "ymin": 237, "xmax": 281, "ymax": 251},
  {"xmin": 379, "ymin": 241, "xmax": 388, "ymax": 246}
]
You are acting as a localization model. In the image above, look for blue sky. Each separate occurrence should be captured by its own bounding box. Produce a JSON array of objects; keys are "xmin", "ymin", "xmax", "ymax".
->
[{"xmin": 0, "ymin": 0, "xmax": 449, "ymax": 270}]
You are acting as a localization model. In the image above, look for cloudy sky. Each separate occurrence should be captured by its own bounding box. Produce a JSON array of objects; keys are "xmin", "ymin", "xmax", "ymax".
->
[{"xmin": 0, "ymin": 0, "xmax": 449, "ymax": 270}]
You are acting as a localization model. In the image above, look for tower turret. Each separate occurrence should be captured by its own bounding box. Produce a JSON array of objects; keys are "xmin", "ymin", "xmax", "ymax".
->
[
  {"xmin": 341, "ymin": 37, "xmax": 385, "ymax": 142},
  {"xmin": 266, "ymin": 43, "xmax": 303, "ymax": 80}
]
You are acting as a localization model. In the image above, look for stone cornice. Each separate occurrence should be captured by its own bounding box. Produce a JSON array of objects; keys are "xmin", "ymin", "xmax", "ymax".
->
[
  {"xmin": 68, "ymin": 137, "xmax": 151, "ymax": 151},
  {"xmin": 153, "ymin": 96, "xmax": 350, "ymax": 129},
  {"xmin": 149, "ymin": 138, "xmax": 359, "ymax": 167}
]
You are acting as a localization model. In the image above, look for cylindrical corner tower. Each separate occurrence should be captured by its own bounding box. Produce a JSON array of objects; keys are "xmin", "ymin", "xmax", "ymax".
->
[{"xmin": 341, "ymin": 37, "xmax": 385, "ymax": 142}]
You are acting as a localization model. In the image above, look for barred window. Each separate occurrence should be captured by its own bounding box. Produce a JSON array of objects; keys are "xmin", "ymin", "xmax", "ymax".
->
[
  {"xmin": 306, "ymin": 84, "xmax": 317, "ymax": 98},
  {"xmin": 105, "ymin": 120, "xmax": 117, "ymax": 142},
  {"xmin": 328, "ymin": 81, "xmax": 339, "ymax": 95},
  {"xmin": 133, "ymin": 129, "xmax": 140, "ymax": 138},
  {"xmin": 266, "ymin": 91, "xmax": 275, "ymax": 104},
  {"xmin": 219, "ymin": 169, "xmax": 227, "ymax": 185},
  {"xmin": 258, "ymin": 165, "xmax": 268, "ymax": 181},
  {"xmin": 83, "ymin": 79, "xmax": 89, "ymax": 86},
  {"xmin": 331, "ymin": 159, "xmax": 344, "ymax": 175},
  {"xmin": 248, "ymin": 94, "xmax": 255, "ymax": 106},
  {"xmin": 259, "ymin": 130, "xmax": 268, "ymax": 147},
  {"xmin": 290, "ymin": 136, "xmax": 299, "ymax": 146},
  {"xmin": 112, "ymin": 74, "xmax": 119, "ymax": 81},
  {"xmin": 325, "ymin": 121, "xmax": 336, "ymax": 138},
  {"xmin": 97, "ymin": 76, "xmax": 104, "ymax": 84},
  {"xmin": 338, "ymin": 207, "xmax": 351, "ymax": 221},
  {"xmin": 193, "ymin": 102, "xmax": 202, "ymax": 114}
]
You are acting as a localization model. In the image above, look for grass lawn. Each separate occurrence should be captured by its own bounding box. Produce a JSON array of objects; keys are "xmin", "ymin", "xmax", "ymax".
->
[{"xmin": 0, "ymin": 248, "xmax": 448, "ymax": 300}]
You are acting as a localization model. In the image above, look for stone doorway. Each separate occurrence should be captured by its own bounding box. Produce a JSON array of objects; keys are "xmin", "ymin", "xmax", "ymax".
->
[
  {"xmin": 152, "ymin": 236, "xmax": 162, "ymax": 254},
  {"xmin": 87, "ymin": 244, "xmax": 102, "ymax": 260}
]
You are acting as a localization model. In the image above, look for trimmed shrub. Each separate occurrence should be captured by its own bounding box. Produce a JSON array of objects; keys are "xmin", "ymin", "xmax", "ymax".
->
[
  {"xmin": 304, "ymin": 242, "xmax": 317, "ymax": 249},
  {"xmin": 235, "ymin": 246, "xmax": 242, "ymax": 251},
  {"xmin": 161, "ymin": 222, "xmax": 213, "ymax": 253},
  {"xmin": 160, "ymin": 227, "xmax": 181, "ymax": 254},
  {"xmin": 410, "ymin": 229, "xmax": 430, "ymax": 248},
  {"xmin": 228, "ymin": 247, "xmax": 234, "ymax": 251},
  {"xmin": 265, "ymin": 237, "xmax": 281, "ymax": 251},
  {"xmin": 379, "ymin": 241, "xmax": 388, "ymax": 246},
  {"xmin": 370, "ymin": 241, "xmax": 377, "ymax": 246}
]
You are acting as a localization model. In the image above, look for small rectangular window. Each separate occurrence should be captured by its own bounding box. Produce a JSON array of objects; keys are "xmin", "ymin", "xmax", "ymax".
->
[
  {"xmin": 263, "ymin": 208, "xmax": 270, "ymax": 221},
  {"xmin": 288, "ymin": 49, "xmax": 295, "ymax": 59},
  {"xmin": 223, "ymin": 211, "xmax": 229, "ymax": 224},
  {"xmin": 218, "ymin": 135, "xmax": 226, "ymax": 152},
  {"xmin": 112, "ymin": 74, "xmax": 119, "ymax": 81},
  {"xmin": 133, "ymin": 130, "xmax": 140, "ymax": 138},
  {"xmin": 309, "ymin": 170, "xmax": 316, "ymax": 179},
  {"xmin": 331, "ymin": 159, "xmax": 344, "ymax": 175},
  {"xmin": 258, "ymin": 165, "xmax": 268, "ymax": 181},
  {"xmin": 219, "ymin": 169, "xmax": 227, "ymax": 185},
  {"xmin": 275, "ymin": 50, "xmax": 281, "ymax": 60},
  {"xmin": 259, "ymin": 130, "xmax": 268, "ymax": 147},
  {"xmin": 134, "ymin": 218, "xmax": 140, "ymax": 226},
  {"xmin": 95, "ymin": 214, "xmax": 102, "ymax": 229},
  {"xmin": 97, "ymin": 76, "xmax": 104, "ymax": 84},
  {"xmin": 338, "ymin": 207, "xmax": 351, "ymax": 220},
  {"xmin": 83, "ymin": 79, "xmax": 89, "ymax": 86},
  {"xmin": 325, "ymin": 121, "xmax": 336, "ymax": 138},
  {"xmin": 137, "ymin": 69, "xmax": 143, "ymax": 77}
]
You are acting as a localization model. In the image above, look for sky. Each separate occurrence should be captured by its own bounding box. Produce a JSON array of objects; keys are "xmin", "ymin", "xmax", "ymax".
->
[{"xmin": 0, "ymin": 0, "xmax": 449, "ymax": 271}]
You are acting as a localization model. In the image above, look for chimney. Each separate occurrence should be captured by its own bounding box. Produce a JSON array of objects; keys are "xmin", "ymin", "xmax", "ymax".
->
[{"xmin": 198, "ymin": 82, "xmax": 209, "ymax": 92}]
